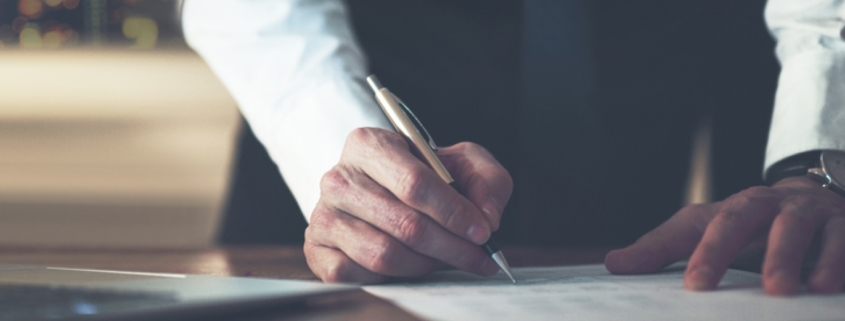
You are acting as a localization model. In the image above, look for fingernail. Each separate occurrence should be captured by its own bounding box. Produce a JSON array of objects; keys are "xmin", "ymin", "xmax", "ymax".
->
[
  {"xmin": 482, "ymin": 198, "xmax": 501, "ymax": 221},
  {"xmin": 686, "ymin": 267, "xmax": 715, "ymax": 291},
  {"xmin": 466, "ymin": 223, "xmax": 490, "ymax": 244}
]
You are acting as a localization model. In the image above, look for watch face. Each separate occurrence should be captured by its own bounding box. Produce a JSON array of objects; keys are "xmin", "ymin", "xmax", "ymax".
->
[{"xmin": 822, "ymin": 151, "xmax": 845, "ymax": 186}]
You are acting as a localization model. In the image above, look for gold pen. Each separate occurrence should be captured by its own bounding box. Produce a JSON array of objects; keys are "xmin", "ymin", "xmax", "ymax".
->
[{"xmin": 366, "ymin": 75, "xmax": 516, "ymax": 283}]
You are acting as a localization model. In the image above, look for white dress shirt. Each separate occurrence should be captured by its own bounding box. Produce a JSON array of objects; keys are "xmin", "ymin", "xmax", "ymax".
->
[
  {"xmin": 764, "ymin": 0, "xmax": 845, "ymax": 172},
  {"xmin": 183, "ymin": 0, "xmax": 845, "ymax": 221}
]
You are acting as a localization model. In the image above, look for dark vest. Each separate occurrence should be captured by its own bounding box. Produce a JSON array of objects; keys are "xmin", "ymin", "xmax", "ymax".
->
[{"xmin": 220, "ymin": 0, "xmax": 778, "ymax": 247}]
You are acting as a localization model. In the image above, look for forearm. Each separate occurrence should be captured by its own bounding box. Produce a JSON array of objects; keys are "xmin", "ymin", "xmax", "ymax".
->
[{"xmin": 182, "ymin": 0, "xmax": 391, "ymax": 220}]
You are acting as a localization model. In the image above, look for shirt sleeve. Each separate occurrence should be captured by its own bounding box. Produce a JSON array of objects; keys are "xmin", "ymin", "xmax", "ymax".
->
[
  {"xmin": 182, "ymin": 0, "xmax": 392, "ymax": 221},
  {"xmin": 763, "ymin": 0, "xmax": 845, "ymax": 176}
]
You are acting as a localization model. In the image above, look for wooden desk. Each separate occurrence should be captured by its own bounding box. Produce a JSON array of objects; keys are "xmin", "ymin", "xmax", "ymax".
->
[{"xmin": 0, "ymin": 246, "xmax": 611, "ymax": 320}]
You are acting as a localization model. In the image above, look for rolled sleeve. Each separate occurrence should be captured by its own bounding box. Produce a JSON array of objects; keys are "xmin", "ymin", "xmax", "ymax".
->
[
  {"xmin": 764, "ymin": 0, "xmax": 845, "ymax": 176},
  {"xmin": 182, "ymin": 0, "xmax": 391, "ymax": 220}
]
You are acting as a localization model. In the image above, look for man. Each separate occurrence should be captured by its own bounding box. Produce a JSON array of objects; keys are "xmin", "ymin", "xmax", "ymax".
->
[{"xmin": 183, "ymin": 0, "xmax": 845, "ymax": 295}]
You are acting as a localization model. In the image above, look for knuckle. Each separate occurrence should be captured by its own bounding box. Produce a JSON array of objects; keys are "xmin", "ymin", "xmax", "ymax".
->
[
  {"xmin": 741, "ymin": 186, "xmax": 775, "ymax": 198},
  {"xmin": 783, "ymin": 195, "xmax": 819, "ymax": 211},
  {"xmin": 304, "ymin": 226, "xmax": 316, "ymax": 242},
  {"xmin": 322, "ymin": 260, "xmax": 352, "ymax": 283},
  {"xmin": 320, "ymin": 167, "xmax": 351, "ymax": 196},
  {"xmin": 364, "ymin": 236, "xmax": 397, "ymax": 274},
  {"xmin": 346, "ymin": 127, "xmax": 375, "ymax": 146},
  {"xmin": 308, "ymin": 207, "xmax": 337, "ymax": 231},
  {"xmin": 346, "ymin": 127, "xmax": 404, "ymax": 150},
  {"xmin": 774, "ymin": 211, "xmax": 815, "ymax": 230},
  {"xmin": 677, "ymin": 204, "xmax": 715, "ymax": 229},
  {"xmin": 724, "ymin": 186, "xmax": 775, "ymax": 209},
  {"xmin": 302, "ymin": 241, "xmax": 317, "ymax": 258},
  {"xmin": 440, "ymin": 201, "xmax": 466, "ymax": 229},
  {"xmin": 502, "ymin": 170, "xmax": 515, "ymax": 191},
  {"xmin": 395, "ymin": 168, "xmax": 428, "ymax": 203},
  {"xmin": 453, "ymin": 142, "xmax": 475, "ymax": 153},
  {"xmin": 393, "ymin": 213, "xmax": 428, "ymax": 248},
  {"xmin": 709, "ymin": 211, "xmax": 743, "ymax": 229},
  {"xmin": 457, "ymin": 141, "xmax": 491, "ymax": 156}
]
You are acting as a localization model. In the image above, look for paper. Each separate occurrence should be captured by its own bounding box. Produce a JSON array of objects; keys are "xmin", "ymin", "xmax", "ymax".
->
[{"xmin": 363, "ymin": 264, "xmax": 845, "ymax": 321}]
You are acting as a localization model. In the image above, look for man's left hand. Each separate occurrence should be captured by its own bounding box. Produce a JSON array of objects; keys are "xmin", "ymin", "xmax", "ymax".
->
[{"xmin": 605, "ymin": 176, "xmax": 845, "ymax": 296}]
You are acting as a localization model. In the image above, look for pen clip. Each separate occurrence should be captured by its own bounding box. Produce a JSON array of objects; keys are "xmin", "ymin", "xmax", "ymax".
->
[{"xmin": 395, "ymin": 94, "xmax": 439, "ymax": 151}]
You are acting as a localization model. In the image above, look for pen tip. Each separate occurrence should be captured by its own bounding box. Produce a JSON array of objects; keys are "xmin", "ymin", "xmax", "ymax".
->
[{"xmin": 491, "ymin": 251, "xmax": 517, "ymax": 284}]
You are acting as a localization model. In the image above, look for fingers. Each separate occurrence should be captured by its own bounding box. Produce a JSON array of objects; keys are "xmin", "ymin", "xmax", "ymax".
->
[
  {"xmin": 343, "ymin": 128, "xmax": 492, "ymax": 244},
  {"xmin": 304, "ymin": 242, "xmax": 388, "ymax": 284},
  {"xmin": 685, "ymin": 187, "xmax": 781, "ymax": 291},
  {"xmin": 307, "ymin": 207, "xmax": 442, "ymax": 281},
  {"xmin": 807, "ymin": 216, "xmax": 845, "ymax": 294},
  {"xmin": 761, "ymin": 203, "xmax": 823, "ymax": 296},
  {"xmin": 320, "ymin": 169, "xmax": 497, "ymax": 275},
  {"xmin": 438, "ymin": 143, "xmax": 513, "ymax": 230},
  {"xmin": 605, "ymin": 204, "xmax": 716, "ymax": 274}
]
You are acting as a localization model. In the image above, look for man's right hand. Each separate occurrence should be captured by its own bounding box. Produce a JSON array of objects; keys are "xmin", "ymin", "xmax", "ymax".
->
[{"xmin": 304, "ymin": 128, "xmax": 513, "ymax": 283}]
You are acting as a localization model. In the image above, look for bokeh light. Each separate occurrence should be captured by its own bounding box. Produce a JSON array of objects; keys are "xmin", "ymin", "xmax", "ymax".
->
[
  {"xmin": 3, "ymin": 1, "xmax": 182, "ymax": 49},
  {"xmin": 19, "ymin": 25, "xmax": 42, "ymax": 48},
  {"xmin": 12, "ymin": 17, "xmax": 29, "ymax": 34},
  {"xmin": 62, "ymin": 0, "xmax": 79, "ymax": 10},
  {"xmin": 122, "ymin": 16, "xmax": 158, "ymax": 49},
  {"xmin": 42, "ymin": 30, "xmax": 61, "ymax": 47},
  {"xmin": 18, "ymin": 0, "xmax": 44, "ymax": 19}
]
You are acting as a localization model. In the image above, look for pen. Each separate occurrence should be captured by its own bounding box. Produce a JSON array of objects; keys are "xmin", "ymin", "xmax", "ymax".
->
[{"xmin": 366, "ymin": 75, "xmax": 516, "ymax": 284}]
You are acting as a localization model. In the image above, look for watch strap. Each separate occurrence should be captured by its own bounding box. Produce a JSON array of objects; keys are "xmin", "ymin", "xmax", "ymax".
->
[{"xmin": 764, "ymin": 151, "xmax": 822, "ymax": 186}]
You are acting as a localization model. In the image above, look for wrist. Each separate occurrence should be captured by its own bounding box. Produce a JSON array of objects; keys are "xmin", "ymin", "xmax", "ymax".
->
[
  {"xmin": 770, "ymin": 176, "xmax": 818, "ymax": 189},
  {"xmin": 767, "ymin": 151, "xmax": 845, "ymax": 198},
  {"xmin": 764, "ymin": 151, "xmax": 822, "ymax": 186}
]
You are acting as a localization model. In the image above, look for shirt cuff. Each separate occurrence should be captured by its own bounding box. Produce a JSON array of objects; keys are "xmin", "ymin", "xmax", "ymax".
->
[{"xmin": 764, "ymin": 49, "xmax": 845, "ymax": 177}]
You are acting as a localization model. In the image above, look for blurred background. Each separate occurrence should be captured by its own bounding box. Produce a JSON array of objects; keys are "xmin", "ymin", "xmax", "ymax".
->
[
  {"xmin": 0, "ymin": 0, "xmax": 240, "ymax": 248},
  {"xmin": 0, "ymin": 0, "xmax": 716, "ymax": 249}
]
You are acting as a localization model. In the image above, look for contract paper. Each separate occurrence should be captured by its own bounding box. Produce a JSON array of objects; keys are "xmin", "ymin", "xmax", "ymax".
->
[{"xmin": 363, "ymin": 264, "xmax": 845, "ymax": 321}]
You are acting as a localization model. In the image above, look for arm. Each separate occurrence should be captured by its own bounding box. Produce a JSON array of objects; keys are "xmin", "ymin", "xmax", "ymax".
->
[
  {"xmin": 183, "ymin": 0, "xmax": 511, "ymax": 283},
  {"xmin": 606, "ymin": 0, "xmax": 845, "ymax": 296},
  {"xmin": 182, "ymin": 0, "xmax": 392, "ymax": 221}
]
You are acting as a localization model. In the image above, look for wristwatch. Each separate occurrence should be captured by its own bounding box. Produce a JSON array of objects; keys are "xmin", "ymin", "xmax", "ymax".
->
[{"xmin": 765, "ymin": 150, "xmax": 845, "ymax": 197}]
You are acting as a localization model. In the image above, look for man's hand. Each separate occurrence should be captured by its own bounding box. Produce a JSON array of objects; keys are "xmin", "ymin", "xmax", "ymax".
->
[
  {"xmin": 605, "ymin": 176, "xmax": 845, "ymax": 295},
  {"xmin": 305, "ymin": 128, "xmax": 513, "ymax": 283}
]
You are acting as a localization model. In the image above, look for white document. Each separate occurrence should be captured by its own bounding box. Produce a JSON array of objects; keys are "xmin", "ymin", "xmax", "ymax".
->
[{"xmin": 363, "ymin": 264, "xmax": 845, "ymax": 321}]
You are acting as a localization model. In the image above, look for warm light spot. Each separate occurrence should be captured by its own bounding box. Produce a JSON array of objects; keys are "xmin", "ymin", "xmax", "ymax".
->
[
  {"xmin": 18, "ymin": 0, "xmax": 44, "ymax": 19},
  {"xmin": 62, "ymin": 0, "xmax": 78, "ymax": 9},
  {"xmin": 44, "ymin": 0, "xmax": 61, "ymax": 7},
  {"xmin": 122, "ymin": 17, "xmax": 158, "ymax": 49},
  {"xmin": 43, "ymin": 30, "xmax": 62, "ymax": 48},
  {"xmin": 12, "ymin": 17, "xmax": 28, "ymax": 33},
  {"xmin": 19, "ymin": 27, "xmax": 42, "ymax": 48}
]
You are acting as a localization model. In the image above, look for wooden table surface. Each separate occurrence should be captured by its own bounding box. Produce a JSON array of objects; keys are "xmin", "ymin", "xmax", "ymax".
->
[{"xmin": 0, "ymin": 246, "xmax": 611, "ymax": 320}]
